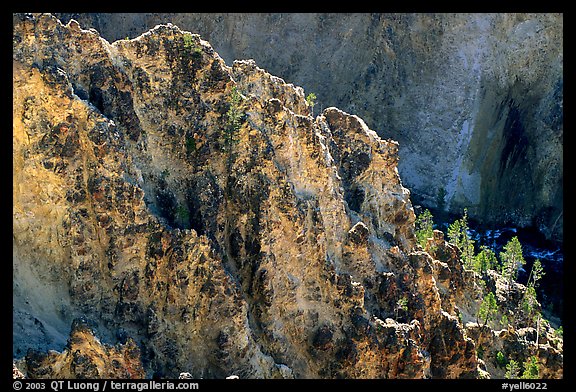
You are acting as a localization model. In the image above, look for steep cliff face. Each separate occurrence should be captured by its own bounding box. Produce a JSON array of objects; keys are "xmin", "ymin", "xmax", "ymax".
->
[
  {"xmin": 13, "ymin": 13, "xmax": 562, "ymax": 379},
  {"xmin": 53, "ymin": 12, "xmax": 563, "ymax": 242}
]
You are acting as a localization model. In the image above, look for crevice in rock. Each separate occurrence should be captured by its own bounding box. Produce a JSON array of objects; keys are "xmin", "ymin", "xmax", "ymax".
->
[{"xmin": 498, "ymin": 100, "xmax": 529, "ymax": 177}]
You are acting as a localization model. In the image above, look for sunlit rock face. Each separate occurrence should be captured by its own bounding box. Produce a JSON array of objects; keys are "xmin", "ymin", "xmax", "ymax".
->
[
  {"xmin": 13, "ymin": 13, "xmax": 562, "ymax": 379},
  {"xmin": 54, "ymin": 12, "xmax": 563, "ymax": 242}
]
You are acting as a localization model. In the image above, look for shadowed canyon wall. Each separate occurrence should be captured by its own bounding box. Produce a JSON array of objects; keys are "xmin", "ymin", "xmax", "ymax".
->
[{"xmin": 54, "ymin": 13, "xmax": 564, "ymax": 242}]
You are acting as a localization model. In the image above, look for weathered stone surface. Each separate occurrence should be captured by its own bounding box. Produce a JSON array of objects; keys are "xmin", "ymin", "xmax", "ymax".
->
[
  {"xmin": 13, "ymin": 363, "xmax": 25, "ymax": 379},
  {"xmin": 465, "ymin": 323, "xmax": 563, "ymax": 379},
  {"xmin": 13, "ymin": 13, "xmax": 562, "ymax": 379},
  {"xmin": 24, "ymin": 318, "xmax": 145, "ymax": 379},
  {"xmin": 53, "ymin": 12, "xmax": 563, "ymax": 241}
]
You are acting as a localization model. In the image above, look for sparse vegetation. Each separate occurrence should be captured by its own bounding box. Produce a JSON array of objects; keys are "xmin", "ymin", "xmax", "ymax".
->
[
  {"xmin": 222, "ymin": 86, "xmax": 243, "ymax": 154},
  {"xmin": 500, "ymin": 236, "xmax": 526, "ymax": 295},
  {"xmin": 306, "ymin": 92, "xmax": 317, "ymax": 116},
  {"xmin": 473, "ymin": 245, "xmax": 498, "ymax": 275},
  {"xmin": 415, "ymin": 209, "xmax": 434, "ymax": 249},
  {"xmin": 436, "ymin": 187, "xmax": 447, "ymax": 212},
  {"xmin": 555, "ymin": 326, "xmax": 563, "ymax": 338},
  {"xmin": 496, "ymin": 351, "xmax": 507, "ymax": 368},
  {"xmin": 395, "ymin": 297, "xmax": 408, "ymax": 320},
  {"xmin": 183, "ymin": 33, "xmax": 203, "ymax": 58},
  {"xmin": 505, "ymin": 359, "xmax": 520, "ymax": 379},
  {"xmin": 441, "ymin": 210, "xmax": 554, "ymax": 335},
  {"xmin": 477, "ymin": 291, "xmax": 498, "ymax": 328},
  {"xmin": 448, "ymin": 208, "xmax": 475, "ymax": 269},
  {"xmin": 521, "ymin": 356, "xmax": 539, "ymax": 379}
]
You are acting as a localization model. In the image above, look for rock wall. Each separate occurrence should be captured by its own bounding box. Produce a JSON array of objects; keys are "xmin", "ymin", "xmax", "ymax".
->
[
  {"xmin": 53, "ymin": 12, "xmax": 563, "ymax": 242},
  {"xmin": 24, "ymin": 318, "xmax": 146, "ymax": 379},
  {"xmin": 13, "ymin": 13, "xmax": 562, "ymax": 379}
]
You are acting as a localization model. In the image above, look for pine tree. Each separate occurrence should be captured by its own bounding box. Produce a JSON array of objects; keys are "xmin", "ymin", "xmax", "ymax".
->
[
  {"xmin": 415, "ymin": 209, "xmax": 434, "ymax": 249},
  {"xmin": 521, "ymin": 356, "xmax": 539, "ymax": 379},
  {"xmin": 447, "ymin": 209, "xmax": 475, "ymax": 269},
  {"xmin": 505, "ymin": 359, "xmax": 520, "ymax": 379},
  {"xmin": 527, "ymin": 259, "xmax": 545, "ymax": 289},
  {"xmin": 520, "ymin": 258, "xmax": 545, "ymax": 329},
  {"xmin": 477, "ymin": 291, "xmax": 498, "ymax": 328},
  {"xmin": 521, "ymin": 286, "xmax": 539, "ymax": 325},
  {"xmin": 306, "ymin": 92, "xmax": 317, "ymax": 116},
  {"xmin": 473, "ymin": 245, "xmax": 498, "ymax": 274},
  {"xmin": 500, "ymin": 236, "xmax": 526, "ymax": 295}
]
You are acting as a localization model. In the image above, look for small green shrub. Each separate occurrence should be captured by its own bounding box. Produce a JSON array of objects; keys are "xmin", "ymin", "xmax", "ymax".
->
[
  {"xmin": 395, "ymin": 297, "xmax": 408, "ymax": 320},
  {"xmin": 183, "ymin": 33, "xmax": 203, "ymax": 58},
  {"xmin": 222, "ymin": 86, "xmax": 244, "ymax": 153},
  {"xmin": 501, "ymin": 314, "xmax": 510, "ymax": 329},
  {"xmin": 306, "ymin": 92, "xmax": 317, "ymax": 115},
  {"xmin": 186, "ymin": 134, "xmax": 196, "ymax": 155},
  {"xmin": 397, "ymin": 297, "xmax": 408, "ymax": 311},
  {"xmin": 183, "ymin": 33, "xmax": 195, "ymax": 50},
  {"xmin": 496, "ymin": 351, "xmax": 507, "ymax": 368},
  {"xmin": 555, "ymin": 326, "xmax": 563, "ymax": 338}
]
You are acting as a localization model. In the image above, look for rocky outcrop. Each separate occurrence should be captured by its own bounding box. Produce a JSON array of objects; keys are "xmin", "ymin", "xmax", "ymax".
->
[
  {"xmin": 24, "ymin": 318, "xmax": 145, "ymax": 379},
  {"xmin": 426, "ymin": 230, "xmax": 563, "ymax": 379},
  {"xmin": 465, "ymin": 323, "xmax": 563, "ymax": 379},
  {"xmin": 13, "ymin": 364, "xmax": 25, "ymax": 379},
  {"xmin": 53, "ymin": 12, "xmax": 563, "ymax": 242},
  {"xmin": 13, "ymin": 13, "xmax": 561, "ymax": 379}
]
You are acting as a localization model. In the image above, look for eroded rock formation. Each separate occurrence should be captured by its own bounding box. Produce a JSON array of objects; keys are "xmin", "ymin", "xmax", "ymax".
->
[
  {"xmin": 53, "ymin": 12, "xmax": 564, "ymax": 242},
  {"xmin": 24, "ymin": 318, "xmax": 146, "ymax": 379},
  {"xmin": 13, "ymin": 13, "xmax": 562, "ymax": 379}
]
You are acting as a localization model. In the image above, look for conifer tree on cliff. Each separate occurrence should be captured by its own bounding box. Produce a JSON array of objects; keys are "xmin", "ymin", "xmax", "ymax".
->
[{"xmin": 500, "ymin": 236, "xmax": 526, "ymax": 296}]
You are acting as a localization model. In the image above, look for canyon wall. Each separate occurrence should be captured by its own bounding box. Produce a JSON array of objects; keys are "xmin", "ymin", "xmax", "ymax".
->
[
  {"xmin": 13, "ymin": 13, "xmax": 562, "ymax": 379},
  {"xmin": 53, "ymin": 12, "xmax": 564, "ymax": 242}
]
